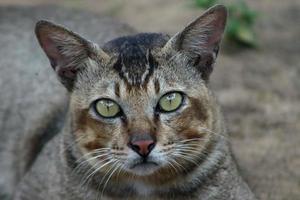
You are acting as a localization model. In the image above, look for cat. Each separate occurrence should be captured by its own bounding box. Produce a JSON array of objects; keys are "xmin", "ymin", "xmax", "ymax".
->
[{"xmin": 1, "ymin": 4, "xmax": 256, "ymax": 200}]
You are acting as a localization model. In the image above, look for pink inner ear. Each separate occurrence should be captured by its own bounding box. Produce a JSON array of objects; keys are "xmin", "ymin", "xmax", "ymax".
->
[{"xmin": 39, "ymin": 36, "xmax": 63, "ymax": 68}]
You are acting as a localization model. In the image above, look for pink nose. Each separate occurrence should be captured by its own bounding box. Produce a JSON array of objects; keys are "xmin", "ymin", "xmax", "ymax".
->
[{"xmin": 129, "ymin": 140, "xmax": 156, "ymax": 157}]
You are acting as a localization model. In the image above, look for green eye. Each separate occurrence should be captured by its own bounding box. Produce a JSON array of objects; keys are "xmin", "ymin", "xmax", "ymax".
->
[
  {"xmin": 158, "ymin": 92, "xmax": 183, "ymax": 112},
  {"xmin": 94, "ymin": 99, "xmax": 121, "ymax": 118}
]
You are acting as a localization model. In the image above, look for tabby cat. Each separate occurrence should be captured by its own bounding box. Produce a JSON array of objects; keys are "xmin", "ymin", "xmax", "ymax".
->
[{"xmin": 13, "ymin": 5, "xmax": 256, "ymax": 200}]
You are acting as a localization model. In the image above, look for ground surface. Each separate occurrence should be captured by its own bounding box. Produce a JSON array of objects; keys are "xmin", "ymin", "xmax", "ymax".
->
[{"xmin": 0, "ymin": 0, "xmax": 299, "ymax": 199}]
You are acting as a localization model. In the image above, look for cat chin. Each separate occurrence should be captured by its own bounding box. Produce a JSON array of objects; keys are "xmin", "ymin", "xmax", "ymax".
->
[{"xmin": 127, "ymin": 162, "xmax": 160, "ymax": 176}]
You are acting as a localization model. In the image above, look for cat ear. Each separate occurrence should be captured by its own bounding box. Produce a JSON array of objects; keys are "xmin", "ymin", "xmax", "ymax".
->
[
  {"xmin": 161, "ymin": 5, "xmax": 227, "ymax": 81},
  {"xmin": 35, "ymin": 20, "xmax": 110, "ymax": 90}
]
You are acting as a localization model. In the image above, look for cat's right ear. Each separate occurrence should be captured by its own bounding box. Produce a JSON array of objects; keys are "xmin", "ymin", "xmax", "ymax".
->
[{"xmin": 35, "ymin": 20, "xmax": 110, "ymax": 90}]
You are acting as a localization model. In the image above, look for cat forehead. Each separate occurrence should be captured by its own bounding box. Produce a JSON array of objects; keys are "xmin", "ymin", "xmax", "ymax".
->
[
  {"xmin": 77, "ymin": 33, "xmax": 202, "ymax": 96},
  {"xmin": 102, "ymin": 33, "xmax": 170, "ymax": 86}
]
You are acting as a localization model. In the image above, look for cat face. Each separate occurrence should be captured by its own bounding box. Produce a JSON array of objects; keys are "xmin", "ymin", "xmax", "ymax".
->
[
  {"xmin": 36, "ymin": 5, "xmax": 227, "ymax": 183},
  {"xmin": 70, "ymin": 51, "xmax": 213, "ymax": 178}
]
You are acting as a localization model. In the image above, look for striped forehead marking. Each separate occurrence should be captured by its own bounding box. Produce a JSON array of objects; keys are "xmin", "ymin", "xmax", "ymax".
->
[
  {"xmin": 102, "ymin": 33, "xmax": 170, "ymax": 88},
  {"xmin": 113, "ymin": 46, "xmax": 158, "ymax": 86}
]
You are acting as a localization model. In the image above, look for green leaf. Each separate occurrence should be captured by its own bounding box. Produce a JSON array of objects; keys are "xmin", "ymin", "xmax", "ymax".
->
[
  {"xmin": 236, "ymin": 24, "xmax": 256, "ymax": 46},
  {"xmin": 195, "ymin": 0, "xmax": 218, "ymax": 8}
]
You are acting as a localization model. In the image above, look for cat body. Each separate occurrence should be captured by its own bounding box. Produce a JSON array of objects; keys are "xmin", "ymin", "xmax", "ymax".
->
[{"xmin": 0, "ymin": 5, "xmax": 256, "ymax": 200}]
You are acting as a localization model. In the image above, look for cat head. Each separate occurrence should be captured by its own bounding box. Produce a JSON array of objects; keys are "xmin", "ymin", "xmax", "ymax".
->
[{"xmin": 36, "ymin": 5, "xmax": 227, "ymax": 183}]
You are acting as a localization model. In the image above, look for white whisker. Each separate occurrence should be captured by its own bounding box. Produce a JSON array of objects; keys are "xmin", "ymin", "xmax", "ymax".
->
[
  {"xmin": 81, "ymin": 158, "xmax": 115, "ymax": 187},
  {"xmin": 74, "ymin": 152, "xmax": 110, "ymax": 173},
  {"xmin": 62, "ymin": 135, "xmax": 85, "ymax": 153},
  {"xmin": 168, "ymin": 157, "xmax": 188, "ymax": 173},
  {"xmin": 96, "ymin": 160, "xmax": 119, "ymax": 200},
  {"xmin": 172, "ymin": 151, "xmax": 199, "ymax": 166},
  {"xmin": 197, "ymin": 126, "xmax": 227, "ymax": 140},
  {"xmin": 100, "ymin": 162, "xmax": 122, "ymax": 198},
  {"xmin": 179, "ymin": 138, "xmax": 208, "ymax": 143}
]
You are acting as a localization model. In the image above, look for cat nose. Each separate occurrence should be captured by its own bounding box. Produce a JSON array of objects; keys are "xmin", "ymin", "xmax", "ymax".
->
[{"xmin": 128, "ymin": 136, "xmax": 156, "ymax": 158}]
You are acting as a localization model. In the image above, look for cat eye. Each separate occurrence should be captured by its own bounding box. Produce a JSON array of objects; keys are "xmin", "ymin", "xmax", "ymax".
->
[
  {"xmin": 158, "ymin": 92, "xmax": 183, "ymax": 113},
  {"xmin": 94, "ymin": 99, "xmax": 121, "ymax": 118}
]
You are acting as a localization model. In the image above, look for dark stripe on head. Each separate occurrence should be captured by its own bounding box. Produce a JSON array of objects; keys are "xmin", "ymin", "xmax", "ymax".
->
[
  {"xmin": 103, "ymin": 33, "xmax": 169, "ymax": 87},
  {"xmin": 112, "ymin": 46, "xmax": 158, "ymax": 87},
  {"xmin": 114, "ymin": 82, "xmax": 120, "ymax": 97},
  {"xmin": 154, "ymin": 79, "xmax": 160, "ymax": 94}
]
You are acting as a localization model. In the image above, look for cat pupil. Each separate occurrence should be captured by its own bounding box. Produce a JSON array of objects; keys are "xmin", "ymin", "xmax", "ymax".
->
[
  {"xmin": 102, "ymin": 101, "xmax": 114, "ymax": 112},
  {"xmin": 104, "ymin": 101, "xmax": 113, "ymax": 107},
  {"xmin": 166, "ymin": 93, "xmax": 176, "ymax": 101}
]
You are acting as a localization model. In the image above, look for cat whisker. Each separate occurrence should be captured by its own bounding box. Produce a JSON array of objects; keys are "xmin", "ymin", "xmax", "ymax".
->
[
  {"xmin": 72, "ymin": 148, "xmax": 111, "ymax": 172},
  {"xmin": 115, "ymin": 162, "xmax": 125, "ymax": 181},
  {"xmin": 180, "ymin": 146, "xmax": 213, "ymax": 160},
  {"xmin": 80, "ymin": 157, "xmax": 115, "ymax": 187},
  {"xmin": 77, "ymin": 158, "xmax": 110, "ymax": 185},
  {"xmin": 165, "ymin": 159, "xmax": 179, "ymax": 175},
  {"xmin": 173, "ymin": 152, "xmax": 198, "ymax": 164},
  {"xmin": 161, "ymin": 142, "xmax": 202, "ymax": 155},
  {"xmin": 176, "ymin": 145, "xmax": 213, "ymax": 158},
  {"xmin": 178, "ymin": 138, "xmax": 208, "ymax": 143},
  {"xmin": 176, "ymin": 143, "xmax": 205, "ymax": 149},
  {"xmin": 76, "ymin": 148, "xmax": 110, "ymax": 161},
  {"xmin": 97, "ymin": 160, "xmax": 120, "ymax": 199},
  {"xmin": 61, "ymin": 135, "xmax": 86, "ymax": 154},
  {"xmin": 74, "ymin": 152, "xmax": 111, "ymax": 173},
  {"xmin": 176, "ymin": 143, "xmax": 203, "ymax": 149},
  {"xmin": 100, "ymin": 161, "xmax": 123, "ymax": 198},
  {"xmin": 90, "ymin": 148, "xmax": 112, "ymax": 152},
  {"xmin": 176, "ymin": 148, "xmax": 201, "ymax": 155},
  {"xmin": 168, "ymin": 156, "xmax": 188, "ymax": 173},
  {"xmin": 197, "ymin": 126, "xmax": 228, "ymax": 140}
]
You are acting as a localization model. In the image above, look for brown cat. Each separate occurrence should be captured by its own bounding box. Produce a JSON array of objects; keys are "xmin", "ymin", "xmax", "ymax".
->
[{"xmin": 8, "ymin": 5, "xmax": 256, "ymax": 200}]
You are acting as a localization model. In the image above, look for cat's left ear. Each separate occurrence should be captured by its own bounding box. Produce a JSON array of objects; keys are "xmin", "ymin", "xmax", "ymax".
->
[
  {"xmin": 35, "ymin": 20, "xmax": 110, "ymax": 90},
  {"xmin": 161, "ymin": 5, "xmax": 227, "ymax": 81}
]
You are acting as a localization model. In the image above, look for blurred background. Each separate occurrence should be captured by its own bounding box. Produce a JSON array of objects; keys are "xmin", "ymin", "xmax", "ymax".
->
[{"xmin": 0, "ymin": 0, "xmax": 299, "ymax": 199}]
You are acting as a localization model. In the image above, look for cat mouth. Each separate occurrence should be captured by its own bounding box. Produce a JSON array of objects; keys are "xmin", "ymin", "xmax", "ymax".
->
[{"xmin": 130, "ymin": 161, "xmax": 158, "ymax": 169}]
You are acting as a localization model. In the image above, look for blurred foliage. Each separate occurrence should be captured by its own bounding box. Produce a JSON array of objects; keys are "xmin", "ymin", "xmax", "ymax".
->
[
  {"xmin": 194, "ymin": 0, "xmax": 258, "ymax": 48},
  {"xmin": 0, "ymin": 193, "xmax": 10, "ymax": 200},
  {"xmin": 195, "ymin": 0, "xmax": 218, "ymax": 8}
]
